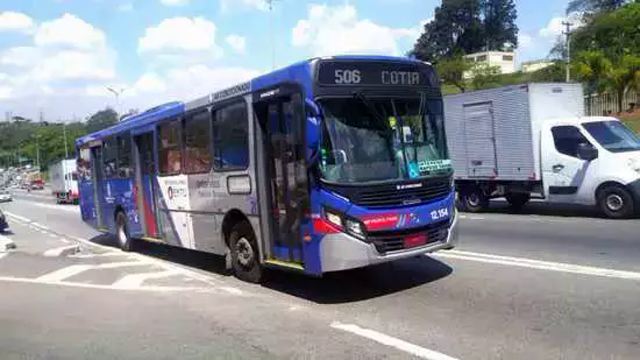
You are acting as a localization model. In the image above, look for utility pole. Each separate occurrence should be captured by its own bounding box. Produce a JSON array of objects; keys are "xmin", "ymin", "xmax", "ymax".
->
[
  {"xmin": 35, "ymin": 136, "xmax": 40, "ymax": 169},
  {"xmin": 266, "ymin": 0, "xmax": 279, "ymax": 70},
  {"xmin": 562, "ymin": 21, "xmax": 573, "ymax": 83}
]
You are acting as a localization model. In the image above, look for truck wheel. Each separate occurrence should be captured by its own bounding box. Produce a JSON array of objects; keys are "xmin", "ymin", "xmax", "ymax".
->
[
  {"xmin": 459, "ymin": 189, "xmax": 489, "ymax": 213},
  {"xmin": 115, "ymin": 212, "xmax": 133, "ymax": 252},
  {"xmin": 505, "ymin": 193, "xmax": 530, "ymax": 210},
  {"xmin": 229, "ymin": 221, "xmax": 262, "ymax": 283},
  {"xmin": 597, "ymin": 185, "xmax": 635, "ymax": 219}
]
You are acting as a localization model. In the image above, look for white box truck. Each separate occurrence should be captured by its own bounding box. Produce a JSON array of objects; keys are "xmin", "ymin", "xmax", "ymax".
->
[
  {"xmin": 444, "ymin": 83, "xmax": 640, "ymax": 219},
  {"xmin": 49, "ymin": 159, "xmax": 79, "ymax": 204}
]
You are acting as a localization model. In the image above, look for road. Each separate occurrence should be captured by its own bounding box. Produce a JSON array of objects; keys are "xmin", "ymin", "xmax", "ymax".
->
[{"xmin": 1, "ymin": 189, "xmax": 639, "ymax": 359}]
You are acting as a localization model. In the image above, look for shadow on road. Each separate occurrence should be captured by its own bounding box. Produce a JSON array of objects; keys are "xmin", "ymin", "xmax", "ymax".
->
[
  {"xmin": 480, "ymin": 200, "xmax": 605, "ymax": 219},
  {"xmin": 87, "ymin": 233, "xmax": 452, "ymax": 303},
  {"xmin": 261, "ymin": 256, "xmax": 453, "ymax": 304}
]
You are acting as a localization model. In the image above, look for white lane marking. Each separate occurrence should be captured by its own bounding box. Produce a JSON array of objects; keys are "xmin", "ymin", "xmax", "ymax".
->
[
  {"xmin": 0, "ymin": 253, "xmax": 7, "ymax": 259},
  {"xmin": 111, "ymin": 270, "xmax": 180, "ymax": 289},
  {"xmin": 36, "ymin": 261, "xmax": 147, "ymax": 282},
  {"xmin": 60, "ymin": 238, "xmax": 71, "ymax": 244},
  {"xmin": 436, "ymin": 250, "xmax": 640, "ymax": 280},
  {"xmin": 48, "ymin": 233, "xmax": 58, "ymax": 238},
  {"xmin": 0, "ymin": 234, "xmax": 16, "ymax": 251},
  {"xmin": 31, "ymin": 222, "xmax": 50, "ymax": 231},
  {"xmin": 43, "ymin": 245, "xmax": 79, "ymax": 257},
  {"xmin": 5, "ymin": 212, "xmax": 30, "ymax": 223},
  {"xmin": 69, "ymin": 252, "xmax": 124, "ymax": 259},
  {"xmin": 330, "ymin": 322, "xmax": 458, "ymax": 360},
  {"xmin": 31, "ymin": 202, "xmax": 79, "ymax": 213},
  {"xmin": 220, "ymin": 286, "xmax": 244, "ymax": 295},
  {"xmin": 0, "ymin": 275, "xmax": 211, "ymax": 293}
]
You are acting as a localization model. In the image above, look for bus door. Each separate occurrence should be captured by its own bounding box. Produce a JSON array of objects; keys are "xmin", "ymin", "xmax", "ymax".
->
[
  {"xmin": 90, "ymin": 146, "xmax": 106, "ymax": 229},
  {"xmin": 255, "ymin": 90, "xmax": 309, "ymax": 265},
  {"xmin": 133, "ymin": 132, "xmax": 161, "ymax": 239}
]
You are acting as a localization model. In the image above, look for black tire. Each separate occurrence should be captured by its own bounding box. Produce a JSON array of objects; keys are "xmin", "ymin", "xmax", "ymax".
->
[
  {"xmin": 115, "ymin": 212, "xmax": 133, "ymax": 252},
  {"xmin": 505, "ymin": 192, "xmax": 531, "ymax": 210},
  {"xmin": 458, "ymin": 188, "xmax": 489, "ymax": 213},
  {"xmin": 229, "ymin": 221, "xmax": 262, "ymax": 283},
  {"xmin": 597, "ymin": 185, "xmax": 635, "ymax": 219}
]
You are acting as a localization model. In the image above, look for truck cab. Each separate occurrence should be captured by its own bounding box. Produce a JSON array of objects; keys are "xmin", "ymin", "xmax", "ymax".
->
[{"xmin": 540, "ymin": 116, "xmax": 640, "ymax": 218}]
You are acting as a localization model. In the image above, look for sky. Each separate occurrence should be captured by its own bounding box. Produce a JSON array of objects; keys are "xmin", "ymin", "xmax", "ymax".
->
[{"xmin": 0, "ymin": 0, "xmax": 573, "ymax": 121}]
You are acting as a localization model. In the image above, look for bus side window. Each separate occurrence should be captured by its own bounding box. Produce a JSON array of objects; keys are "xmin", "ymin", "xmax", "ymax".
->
[
  {"xmin": 213, "ymin": 101, "xmax": 249, "ymax": 171},
  {"xmin": 117, "ymin": 134, "xmax": 132, "ymax": 178},
  {"xmin": 103, "ymin": 137, "xmax": 118, "ymax": 179},
  {"xmin": 78, "ymin": 147, "xmax": 92, "ymax": 181},
  {"xmin": 158, "ymin": 120, "xmax": 182, "ymax": 175},
  {"xmin": 184, "ymin": 111, "xmax": 212, "ymax": 174}
]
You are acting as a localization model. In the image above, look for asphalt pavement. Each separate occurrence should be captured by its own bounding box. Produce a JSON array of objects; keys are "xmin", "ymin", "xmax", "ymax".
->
[{"xmin": 1, "ymin": 189, "xmax": 639, "ymax": 359}]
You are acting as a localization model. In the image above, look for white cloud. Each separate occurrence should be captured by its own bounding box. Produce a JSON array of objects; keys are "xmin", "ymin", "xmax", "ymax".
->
[
  {"xmin": 0, "ymin": 11, "xmax": 34, "ymax": 33},
  {"xmin": 220, "ymin": 0, "xmax": 269, "ymax": 12},
  {"xmin": 518, "ymin": 33, "xmax": 533, "ymax": 50},
  {"xmin": 292, "ymin": 4, "xmax": 419, "ymax": 57},
  {"xmin": 225, "ymin": 34, "xmax": 246, "ymax": 54},
  {"xmin": 35, "ymin": 13, "xmax": 107, "ymax": 50},
  {"xmin": 138, "ymin": 17, "xmax": 222, "ymax": 57},
  {"xmin": 539, "ymin": 13, "xmax": 584, "ymax": 39},
  {"xmin": 160, "ymin": 0, "xmax": 190, "ymax": 6}
]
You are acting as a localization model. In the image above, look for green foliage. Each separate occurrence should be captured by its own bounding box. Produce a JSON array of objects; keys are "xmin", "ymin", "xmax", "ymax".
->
[
  {"xmin": 412, "ymin": 0, "xmax": 518, "ymax": 62},
  {"xmin": 573, "ymin": 50, "xmax": 613, "ymax": 94},
  {"xmin": 435, "ymin": 55, "xmax": 473, "ymax": 92},
  {"xmin": 0, "ymin": 107, "xmax": 117, "ymax": 169},
  {"xmin": 567, "ymin": 0, "xmax": 628, "ymax": 14},
  {"xmin": 469, "ymin": 63, "xmax": 502, "ymax": 90}
]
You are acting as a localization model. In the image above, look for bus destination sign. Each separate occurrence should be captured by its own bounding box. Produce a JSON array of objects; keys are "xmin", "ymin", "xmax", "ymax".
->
[{"xmin": 317, "ymin": 61, "xmax": 431, "ymax": 87}]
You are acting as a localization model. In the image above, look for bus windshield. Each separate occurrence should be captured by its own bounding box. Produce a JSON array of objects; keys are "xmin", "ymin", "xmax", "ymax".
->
[
  {"xmin": 583, "ymin": 120, "xmax": 640, "ymax": 153},
  {"xmin": 318, "ymin": 96, "xmax": 451, "ymax": 185}
]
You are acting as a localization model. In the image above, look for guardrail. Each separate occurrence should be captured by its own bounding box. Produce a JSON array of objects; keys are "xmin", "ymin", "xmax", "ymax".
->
[{"xmin": 585, "ymin": 90, "xmax": 639, "ymax": 116}]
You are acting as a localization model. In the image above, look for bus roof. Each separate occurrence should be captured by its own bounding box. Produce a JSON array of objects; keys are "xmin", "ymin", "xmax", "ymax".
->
[{"xmin": 76, "ymin": 55, "xmax": 427, "ymax": 147}]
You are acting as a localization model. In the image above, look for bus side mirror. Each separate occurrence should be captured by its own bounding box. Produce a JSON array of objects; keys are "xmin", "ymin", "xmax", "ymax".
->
[{"xmin": 577, "ymin": 143, "xmax": 598, "ymax": 161}]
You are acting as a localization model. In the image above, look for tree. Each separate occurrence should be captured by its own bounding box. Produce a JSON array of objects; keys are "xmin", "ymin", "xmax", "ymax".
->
[
  {"xmin": 436, "ymin": 55, "xmax": 473, "ymax": 92},
  {"xmin": 607, "ymin": 55, "xmax": 640, "ymax": 112},
  {"xmin": 86, "ymin": 108, "xmax": 118, "ymax": 133},
  {"xmin": 412, "ymin": 0, "xmax": 484, "ymax": 62},
  {"xmin": 567, "ymin": 0, "xmax": 628, "ymax": 14},
  {"xmin": 482, "ymin": 0, "xmax": 518, "ymax": 51},
  {"xmin": 573, "ymin": 50, "xmax": 613, "ymax": 95}
]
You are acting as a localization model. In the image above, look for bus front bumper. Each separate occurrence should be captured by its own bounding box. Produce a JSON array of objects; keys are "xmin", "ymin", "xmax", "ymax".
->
[{"xmin": 319, "ymin": 211, "xmax": 459, "ymax": 273}]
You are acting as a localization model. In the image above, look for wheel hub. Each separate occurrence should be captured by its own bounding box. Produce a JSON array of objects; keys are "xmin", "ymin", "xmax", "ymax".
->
[
  {"xmin": 467, "ymin": 193, "xmax": 480, "ymax": 207},
  {"xmin": 236, "ymin": 237, "xmax": 254, "ymax": 267},
  {"xmin": 606, "ymin": 194, "xmax": 624, "ymax": 212},
  {"xmin": 117, "ymin": 225, "xmax": 127, "ymax": 246}
]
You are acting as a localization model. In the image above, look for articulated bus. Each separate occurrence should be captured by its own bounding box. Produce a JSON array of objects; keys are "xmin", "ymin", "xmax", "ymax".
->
[{"xmin": 76, "ymin": 56, "xmax": 458, "ymax": 282}]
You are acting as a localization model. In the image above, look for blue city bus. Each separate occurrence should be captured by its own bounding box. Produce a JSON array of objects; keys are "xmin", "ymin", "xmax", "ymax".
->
[{"xmin": 76, "ymin": 56, "xmax": 458, "ymax": 282}]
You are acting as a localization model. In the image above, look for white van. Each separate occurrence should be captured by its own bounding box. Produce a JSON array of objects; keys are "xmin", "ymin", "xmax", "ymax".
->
[{"xmin": 445, "ymin": 83, "xmax": 640, "ymax": 218}]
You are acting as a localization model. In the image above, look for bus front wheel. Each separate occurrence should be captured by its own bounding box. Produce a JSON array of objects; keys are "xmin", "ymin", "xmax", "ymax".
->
[
  {"xmin": 116, "ymin": 212, "xmax": 133, "ymax": 252},
  {"xmin": 230, "ymin": 221, "xmax": 262, "ymax": 283}
]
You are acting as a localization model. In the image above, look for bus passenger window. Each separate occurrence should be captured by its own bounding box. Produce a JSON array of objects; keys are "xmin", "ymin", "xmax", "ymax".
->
[
  {"xmin": 77, "ymin": 147, "xmax": 92, "ymax": 181},
  {"xmin": 117, "ymin": 134, "xmax": 132, "ymax": 178},
  {"xmin": 159, "ymin": 121, "xmax": 182, "ymax": 175},
  {"xmin": 184, "ymin": 111, "xmax": 212, "ymax": 174},
  {"xmin": 103, "ymin": 137, "xmax": 118, "ymax": 179},
  {"xmin": 213, "ymin": 101, "xmax": 249, "ymax": 171}
]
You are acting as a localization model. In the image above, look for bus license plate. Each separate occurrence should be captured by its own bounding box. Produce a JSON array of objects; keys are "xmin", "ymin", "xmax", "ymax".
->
[{"xmin": 404, "ymin": 234, "xmax": 427, "ymax": 248}]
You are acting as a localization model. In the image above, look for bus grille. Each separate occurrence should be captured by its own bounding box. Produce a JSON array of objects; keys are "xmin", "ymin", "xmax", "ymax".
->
[
  {"xmin": 367, "ymin": 220, "xmax": 449, "ymax": 254},
  {"xmin": 353, "ymin": 179, "xmax": 452, "ymax": 208}
]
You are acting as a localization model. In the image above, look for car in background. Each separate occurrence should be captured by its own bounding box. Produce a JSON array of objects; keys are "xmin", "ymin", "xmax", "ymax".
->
[
  {"xmin": 0, "ymin": 189, "xmax": 11, "ymax": 202},
  {"xmin": 30, "ymin": 179, "xmax": 44, "ymax": 190},
  {"xmin": 0, "ymin": 209, "xmax": 8, "ymax": 233}
]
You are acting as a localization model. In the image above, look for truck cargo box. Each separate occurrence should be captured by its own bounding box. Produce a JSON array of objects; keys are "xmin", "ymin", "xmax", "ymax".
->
[{"xmin": 444, "ymin": 83, "xmax": 584, "ymax": 181}]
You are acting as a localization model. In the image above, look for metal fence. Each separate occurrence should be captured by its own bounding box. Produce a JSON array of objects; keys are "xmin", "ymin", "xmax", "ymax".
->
[{"xmin": 585, "ymin": 89, "xmax": 639, "ymax": 116}]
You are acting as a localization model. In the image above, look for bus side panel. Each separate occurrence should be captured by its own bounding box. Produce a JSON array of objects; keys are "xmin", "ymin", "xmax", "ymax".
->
[
  {"xmin": 155, "ymin": 175, "xmax": 194, "ymax": 248},
  {"xmin": 78, "ymin": 179, "xmax": 98, "ymax": 228},
  {"xmin": 103, "ymin": 178, "xmax": 139, "ymax": 234}
]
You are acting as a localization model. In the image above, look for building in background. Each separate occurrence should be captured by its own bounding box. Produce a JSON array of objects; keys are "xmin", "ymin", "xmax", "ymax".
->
[
  {"xmin": 521, "ymin": 59, "xmax": 554, "ymax": 73},
  {"xmin": 464, "ymin": 51, "xmax": 516, "ymax": 79}
]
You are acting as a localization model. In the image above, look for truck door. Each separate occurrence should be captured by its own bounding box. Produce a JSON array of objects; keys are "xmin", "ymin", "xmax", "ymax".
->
[
  {"xmin": 254, "ymin": 89, "xmax": 309, "ymax": 267},
  {"xmin": 542, "ymin": 125, "xmax": 592, "ymax": 203},
  {"xmin": 463, "ymin": 102, "xmax": 498, "ymax": 177}
]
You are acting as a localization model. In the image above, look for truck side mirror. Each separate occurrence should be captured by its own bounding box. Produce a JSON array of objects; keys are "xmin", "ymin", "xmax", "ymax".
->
[{"xmin": 577, "ymin": 142, "xmax": 598, "ymax": 161}]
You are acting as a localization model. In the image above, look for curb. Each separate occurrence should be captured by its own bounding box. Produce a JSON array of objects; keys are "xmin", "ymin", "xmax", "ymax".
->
[{"xmin": 43, "ymin": 244, "xmax": 81, "ymax": 257}]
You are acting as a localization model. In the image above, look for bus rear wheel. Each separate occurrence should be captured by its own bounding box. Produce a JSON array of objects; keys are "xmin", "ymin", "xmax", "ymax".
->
[
  {"xmin": 229, "ymin": 221, "xmax": 262, "ymax": 283},
  {"xmin": 115, "ymin": 212, "xmax": 133, "ymax": 252}
]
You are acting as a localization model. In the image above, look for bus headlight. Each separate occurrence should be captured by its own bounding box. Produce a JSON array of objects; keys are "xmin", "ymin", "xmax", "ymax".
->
[
  {"xmin": 325, "ymin": 210, "xmax": 343, "ymax": 228},
  {"xmin": 345, "ymin": 218, "xmax": 365, "ymax": 239}
]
